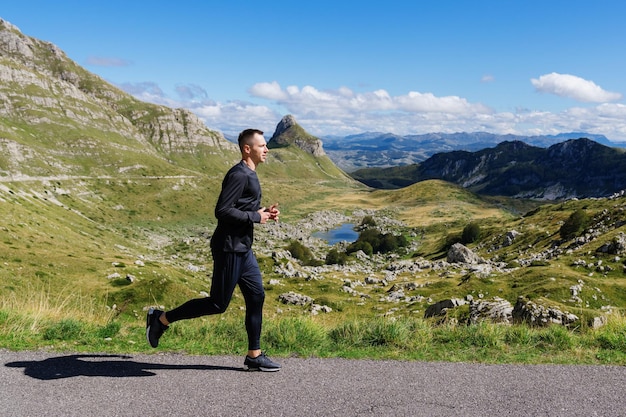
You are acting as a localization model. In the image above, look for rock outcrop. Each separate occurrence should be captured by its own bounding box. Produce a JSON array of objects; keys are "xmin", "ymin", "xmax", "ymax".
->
[{"xmin": 269, "ymin": 115, "xmax": 325, "ymax": 157}]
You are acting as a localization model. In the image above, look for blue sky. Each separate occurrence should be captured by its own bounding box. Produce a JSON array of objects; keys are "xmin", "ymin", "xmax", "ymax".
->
[{"xmin": 3, "ymin": 1, "xmax": 626, "ymax": 140}]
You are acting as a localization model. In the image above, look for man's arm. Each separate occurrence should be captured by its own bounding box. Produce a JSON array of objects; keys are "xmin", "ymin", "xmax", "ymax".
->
[{"xmin": 214, "ymin": 170, "xmax": 261, "ymax": 224}]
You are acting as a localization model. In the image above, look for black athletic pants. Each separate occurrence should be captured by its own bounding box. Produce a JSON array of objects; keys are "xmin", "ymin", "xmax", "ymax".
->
[{"xmin": 166, "ymin": 249, "xmax": 265, "ymax": 350}]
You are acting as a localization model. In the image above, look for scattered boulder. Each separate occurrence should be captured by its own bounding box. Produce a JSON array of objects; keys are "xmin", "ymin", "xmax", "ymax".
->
[
  {"xmin": 365, "ymin": 276, "xmax": 386, "ymax": 285},
  {"xmin": 596, "ymin": 232, "xmax": 626, "ymax": 255},
  {"xmin": 388, "ymin": 282, "xmax": 420, "ymax": 292},
  {"xmin": 503, "ymin": 230, "xmax": 521, "ymax": 247},
  {"xmin": 512, "ymin": 296, "xmax": 578, "ymax": 326},
  {"xmin": 424, "ymin": 298, "xmax": 466, "ymax": 318},
  {"xmin": 278, "ymin": 291, "xmax": 312, "ymax": 306},
  {"xmin": 447, "ymin": 243, "xmax": 484, "ymax": 264},
  {"xmin": 277, "ymin": 291, "xmax": 331, "ymax": 315},
  {"xmin": 311, "ymin": 304, "xmax": 332, "ymax": 315},
  {"xmin": 469, "ymin": 297, "xmax": 513, "ymax": 324},
  {"xmin": 591, "ymin": 316, "xmax": 607, "ymax": 329}
]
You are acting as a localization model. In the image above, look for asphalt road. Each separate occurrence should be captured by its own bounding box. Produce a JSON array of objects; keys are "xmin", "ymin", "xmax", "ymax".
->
[{"xmin": 2, "ymin": 349, "xmax": 625, "ymax": 416}]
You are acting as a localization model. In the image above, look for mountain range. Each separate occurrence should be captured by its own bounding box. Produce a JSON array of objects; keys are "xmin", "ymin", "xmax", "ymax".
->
[
  {"xmin": 321, "ymin": 131, "xmax": 622, "ymax": 172},
  {"xmin": 351, "ymin": 138, "xmax": 626, "ymax": 199}
]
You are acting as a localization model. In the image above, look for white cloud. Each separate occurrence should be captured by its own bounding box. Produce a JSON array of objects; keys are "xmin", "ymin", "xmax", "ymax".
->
[
  {"xmin": 531, "ymin": 72, "xmax": 622, "ymax": 103},
  {"xmin": 248, "ymin": 81, "xmax": 288, "ymax": 100},
  {"xmin": 481, "ymin": 74, "xmax": 495, "ymax": 83},
  {"xmin": 249, "ymin": 82, "xmax": 491, "ymax": 116},
  {"xmin": 191, "ymin": 101, "xmax": 280, "ymax": 135},
  {"xmin": 120, "ymin": 80, "xmax": 626, "ymax": 141},
  {"xmin": 396, "ymin": 91, "xmax": 490, "ymax": 114}
]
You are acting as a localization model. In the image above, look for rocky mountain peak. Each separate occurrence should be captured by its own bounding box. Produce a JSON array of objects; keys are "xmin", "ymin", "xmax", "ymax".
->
[
  {"xmin": 273, "ymin": 114, "xmax": 298, "ymax": 134},
  {"xmin": 0, "ymin": 18, "xmax": 35, "ymax": 59},
  {"xmin": 269, "ymin": 114, "xmax": 325, "ymax": 157},
  {"xmin": 0, "ymin": 18, "xmax": 66, "ymax": 66},
  {"xmin": 545, "ymin": 137, "xmax": 599, "ymax": 160}
]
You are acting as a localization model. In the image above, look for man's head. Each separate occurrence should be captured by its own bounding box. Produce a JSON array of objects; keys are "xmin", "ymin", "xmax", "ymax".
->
[
  {"xmin": 238, "ymin": 128, "xmax": 264, "ymax": 152},
  {"xmin": 238, "ymin": 128, "xmax": 268, "ymax": 167}
]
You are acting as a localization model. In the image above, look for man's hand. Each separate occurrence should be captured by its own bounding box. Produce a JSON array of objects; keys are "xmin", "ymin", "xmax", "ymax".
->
[
  {"xmin": 267, "ymin": 203, "xmax": 280, "ymax": 222},
  {"xmin": 258, "ymin": 203, "xmax": 280, "ymax": 224}
]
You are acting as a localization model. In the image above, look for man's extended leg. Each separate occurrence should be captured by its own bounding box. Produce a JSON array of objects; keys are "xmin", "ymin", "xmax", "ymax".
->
[{"xmin": 146, "ymin": 250, "xmax": 241, "ymax": 348}]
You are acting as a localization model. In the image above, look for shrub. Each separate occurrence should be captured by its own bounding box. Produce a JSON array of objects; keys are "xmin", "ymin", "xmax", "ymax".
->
[
  {"xmin": 347, "ymin": 229, "xmax": 408, "ymax": 255},
  {"xmin": 346, "ymin": 241, "xmax": 373, "ymax": 256},
  {"xmin": 442, "ymin": 233, "xmax": 462, "ymax": 251},
  {"xmin": 559, "ymin": 209, "xmax": 590, "ymax": 240},
  {"xmin": 357, "ymin": 229, "xmax": 381, "ymax": 249},
  {"xmin": 286, "ymin": 240, "xmax": 322, "ymax": 266},
  {"xmin": 287, "ymin": 240, "xmax": 307, "ymax": 260},
  {"xmin": 461, "ymin": 222, "xmax": 481, "ymax": 244},
  {"xmin": 325, "ymin": 248, "xmax": 347, "ymax": 265}
]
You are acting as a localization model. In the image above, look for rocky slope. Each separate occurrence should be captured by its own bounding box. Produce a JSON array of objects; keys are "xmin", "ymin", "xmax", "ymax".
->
[{"xmin": 0, "ymin": 18, "xmax": 237, "ymax": 179}]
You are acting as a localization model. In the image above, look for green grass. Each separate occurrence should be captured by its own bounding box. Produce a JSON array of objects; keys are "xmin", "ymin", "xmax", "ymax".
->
[{"xmin": 2, "ymin": 297, "xmax": 625, "ymax": 364}]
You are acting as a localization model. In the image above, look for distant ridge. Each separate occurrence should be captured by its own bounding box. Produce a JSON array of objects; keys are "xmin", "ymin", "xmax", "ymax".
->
[
  {"xmin": 322, "ymin": 131, "xmax": 621, "ymax": 172},
  {"xmin": 352, "ymin": 138, "xmax": 626, "ymax": 200}
]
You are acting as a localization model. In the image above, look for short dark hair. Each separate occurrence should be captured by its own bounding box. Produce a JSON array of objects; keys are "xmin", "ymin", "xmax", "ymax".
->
[{"xmin": 238, "ymin": 128, "xmax": 264, "ymax": 151}]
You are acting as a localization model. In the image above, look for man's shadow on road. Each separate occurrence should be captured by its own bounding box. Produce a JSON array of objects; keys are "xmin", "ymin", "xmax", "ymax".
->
[{"xmin": 5, "ymin": 354, "xmax": 243, "ymax": 380}]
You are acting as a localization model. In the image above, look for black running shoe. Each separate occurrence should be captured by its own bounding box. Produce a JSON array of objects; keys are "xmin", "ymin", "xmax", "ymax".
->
[
  {"xmin": 146, "ymin": 308, "xmax": 168, "ymax": 348},
  {"xmin": 243, "ymin": 352, "xmax": 281, "ymax": 372}
]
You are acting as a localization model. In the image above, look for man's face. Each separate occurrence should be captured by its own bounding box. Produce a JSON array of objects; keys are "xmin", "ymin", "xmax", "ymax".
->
[{"xmin": 246, "ymin": 133, "xmax": 269, "ymax": 164}]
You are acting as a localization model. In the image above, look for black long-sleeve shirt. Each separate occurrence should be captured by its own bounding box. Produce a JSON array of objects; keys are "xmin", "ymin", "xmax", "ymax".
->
[{"xmin": 210, "ymin": 161, "xmax": 262, "ymax": 252}]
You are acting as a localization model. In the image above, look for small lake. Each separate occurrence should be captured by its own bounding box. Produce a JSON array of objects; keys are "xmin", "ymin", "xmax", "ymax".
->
[{"xmin": 313, "ymin": 223, "xmax": 359, "ymax": 245}]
